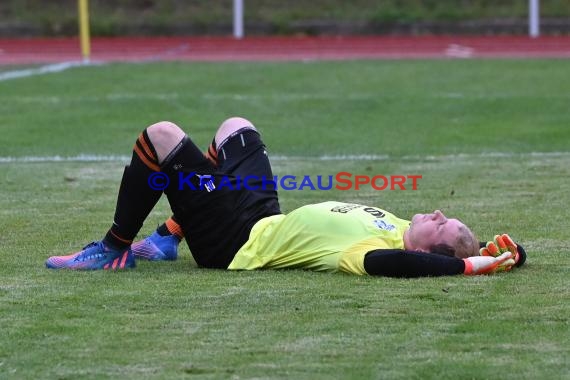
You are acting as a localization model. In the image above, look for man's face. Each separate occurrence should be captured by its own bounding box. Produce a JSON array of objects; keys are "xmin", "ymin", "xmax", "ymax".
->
[{"xmin": 405, "ymin": 210, "xmax": 465, "ymax": 252}]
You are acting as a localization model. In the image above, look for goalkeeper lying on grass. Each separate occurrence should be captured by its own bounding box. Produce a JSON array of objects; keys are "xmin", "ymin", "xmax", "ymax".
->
[{"xmin": 46, "ymin": 117, "xmax": 526, "ymax": 277}]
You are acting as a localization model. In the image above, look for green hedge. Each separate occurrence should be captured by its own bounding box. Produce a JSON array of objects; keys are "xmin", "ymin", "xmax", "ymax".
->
[{"xmin": 1, "ymin": 0, "xmax": 569, "ymax": 36}]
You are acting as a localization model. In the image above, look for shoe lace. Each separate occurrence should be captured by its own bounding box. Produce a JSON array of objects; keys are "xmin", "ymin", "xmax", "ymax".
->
[{"xmin": 74, "ymin": 241, "xmax": 107, "ymax": 262}]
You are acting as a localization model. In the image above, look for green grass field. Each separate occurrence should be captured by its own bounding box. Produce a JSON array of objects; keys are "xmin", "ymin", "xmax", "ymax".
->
[{"xmin": 0, "ymin": 60, "xmax": 569, "ymax": 379}]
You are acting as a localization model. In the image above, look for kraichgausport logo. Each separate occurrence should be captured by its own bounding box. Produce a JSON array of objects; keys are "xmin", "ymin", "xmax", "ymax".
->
[{"xmin": 148, "ymin": 171, "xmax": 422, "ymax": 192}]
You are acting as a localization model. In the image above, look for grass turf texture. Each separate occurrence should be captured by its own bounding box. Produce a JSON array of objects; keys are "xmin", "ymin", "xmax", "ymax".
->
[{"xmin": 0, "ymin": 60, "xmax": 569, "ymax": 379}]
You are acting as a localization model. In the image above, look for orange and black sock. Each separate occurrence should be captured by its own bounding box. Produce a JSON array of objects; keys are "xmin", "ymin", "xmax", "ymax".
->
[
  {"xmin": 156, "ymin": 216, "xmax": 184, "ymax": 241},
  {"xmin": 103, "ymin": 130, "xmax": 163, "ymax": 249},
  {"xmin": 204, "ymin": 139, "xmax": 218, "ymax": 167}
]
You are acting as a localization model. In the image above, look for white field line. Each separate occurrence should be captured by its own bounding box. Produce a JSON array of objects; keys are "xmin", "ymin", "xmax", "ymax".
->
[
  {"xmin": 2, "ymin": 93, "xmax": 365, "ymax": 103},
  {"xmin": 0, "ymin": 44, "xmax": 188, "ymax": 82},
  {"xmin": 3, "ymin": 92, "xmax": 570, "ymax": 104},
  {"xmin": 1, "ymin": 152, "xmax": 570, "ymax": 164},
  {"xmin": 0, "ymin": 93, "xmax": 375, "ymax": 104},
  {"xmin": 0, "ymin": 61, "xmax": 102, "ymax": 82},
  {"xmin": 0, "ymin": 43, "xmax": 190, "ymax": 82},
  {"xmin": 0, "ymin": 154, "xmax": 131, "ymax": 163}
]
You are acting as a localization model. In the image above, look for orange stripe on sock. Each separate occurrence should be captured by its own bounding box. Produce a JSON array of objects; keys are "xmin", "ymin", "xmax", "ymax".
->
[
  {"xmin": 134, "ymin": 145, "xmax": 161, "ymax": 171},
  {"xmin": 112, "ymin": 257, "xmax": 119, "ymax": 269},
  {"xmin": 204, "ymin": 144, "xmax": 218, "ymax": 166},
  {"xmin": 204, "ymin": 151, "xmax": 217, "ymax": 166},
  {"xmin": 165, "ymin": 217, "xmax": 184, "ymax": 239},
  {"xmin": 208, "ymin": 144, "xmax": 218, "ymax": 160},
  {"xmin": 104, "ymin": 263, "xmax": 110, "ymax": 269},
  {"xmin": 110, "ymin": 230, "xmax": 133, "ymax": 245},
  {"xmin": 138, "ymin": 134, "xmax": 157, "ymax": 162}
]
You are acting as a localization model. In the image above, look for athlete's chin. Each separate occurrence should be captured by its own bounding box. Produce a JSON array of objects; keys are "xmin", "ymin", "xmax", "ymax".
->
[{"xmin": 411, "ymin": 214, "xmax": 423, "ymax": 224}]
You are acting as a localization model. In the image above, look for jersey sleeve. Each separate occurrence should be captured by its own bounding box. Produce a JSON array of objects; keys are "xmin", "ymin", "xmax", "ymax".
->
[{"xmin": 363, "ymin": 249, "xmax": 465, "ymax": 278}]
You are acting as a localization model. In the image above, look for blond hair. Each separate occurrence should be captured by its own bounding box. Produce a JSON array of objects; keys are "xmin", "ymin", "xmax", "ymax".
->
[
  {"xmin": 429, "ymin": 224, "xmax": 479, "ymax": 259},
  {"xmin": 453, "ymin": 224, "xmax": 479, "ymax": 258}
]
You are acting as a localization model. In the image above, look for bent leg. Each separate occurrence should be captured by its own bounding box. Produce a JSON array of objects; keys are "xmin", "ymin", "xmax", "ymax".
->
[
  {"xmin": 104, "ymin": 121, "xmax": 200, "ymax": 249},
  {"xmin": 130, "ymin": 117, "xmax": 280, "ymax": 269},
  {"xmin": 157, "ymin": 117, "xmax": 280, "ymax": 268},
  {"xmin": 46, "ymin": 121, "xmax": 196, "ymax": 270},
  {"xmin": 211, "ymin": 117, "xmax": 273, "ymax": 180},
  {"xmin": 146, "ymin": 121, "xmax": 186, "ymax": 164},
  {"xmin": 215, "ymin": 117, "xmax": 258, "ymax": 150}
]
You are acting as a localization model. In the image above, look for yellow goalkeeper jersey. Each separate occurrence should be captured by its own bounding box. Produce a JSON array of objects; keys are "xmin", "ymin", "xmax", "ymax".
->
[{"xmin": 228, "ymin": 201, "xmax": 410, "ymax": 275}]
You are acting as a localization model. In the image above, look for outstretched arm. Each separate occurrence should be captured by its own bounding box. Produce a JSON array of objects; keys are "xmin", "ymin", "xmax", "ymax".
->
[
  {"xmin": 363, "ymin": 249, "xmax": 464, "ymax": 278},
  {"xmin": 363, "ymin": 249, "xmax": 515, "ymax": 278}
]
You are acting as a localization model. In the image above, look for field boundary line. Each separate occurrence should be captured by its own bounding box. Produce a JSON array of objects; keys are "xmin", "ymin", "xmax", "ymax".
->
[
  {"xmin": 0, "ymin": 61, "xmax": 98, "ymax": 82},
  {"xmin": 1, "ymin": 152, "xmax": 570, "ymax": 164}
]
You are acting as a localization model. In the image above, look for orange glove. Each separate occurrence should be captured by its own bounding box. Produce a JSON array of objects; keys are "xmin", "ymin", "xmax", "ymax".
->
[
  {"xmin": 480, "ymin": 234, "xmax": 522, "ymax": 268},
  {"xmin": 463, "ymin": 251, "xmax": 515, "ymax": 275}
]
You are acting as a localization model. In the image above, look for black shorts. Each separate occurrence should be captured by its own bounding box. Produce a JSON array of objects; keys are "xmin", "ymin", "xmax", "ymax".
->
[{"xmin": 163, "ymin": 130, "xmax": 281, "ymax": 268}]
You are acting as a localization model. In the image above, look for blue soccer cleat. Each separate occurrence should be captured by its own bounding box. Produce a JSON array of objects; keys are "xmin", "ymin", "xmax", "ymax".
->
[
  {"xmin": 131, "ymin": 231, "xmax": 180, "ymax": 261},
  {"xmin": 46, "ymin": 241, "xmax": 135, "ymax": 270}
]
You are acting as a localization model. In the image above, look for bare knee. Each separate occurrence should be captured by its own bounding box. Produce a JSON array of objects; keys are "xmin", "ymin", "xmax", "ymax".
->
[
  {"xmin": 215, "ymin": 117, "xmax": 258, "ymax": 149},
  {"xmin": 146, "ymin": 121, "xmax": 186, "ymax": 164}
]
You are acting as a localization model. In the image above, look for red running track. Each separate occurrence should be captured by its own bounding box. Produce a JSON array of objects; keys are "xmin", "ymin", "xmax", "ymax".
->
[{"xmin": 1, "ymin": 36, "xmax": 569, "ymax": 64}]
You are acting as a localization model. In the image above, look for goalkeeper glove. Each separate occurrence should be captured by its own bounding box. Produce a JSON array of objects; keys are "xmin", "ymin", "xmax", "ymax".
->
[
  {"xmin": 463, "ymin": 251, "xmax": 515, "ymax": 275},
  {"xmin": 480, "ymin": 234, "xmax": 525, "ymax": 267}
]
